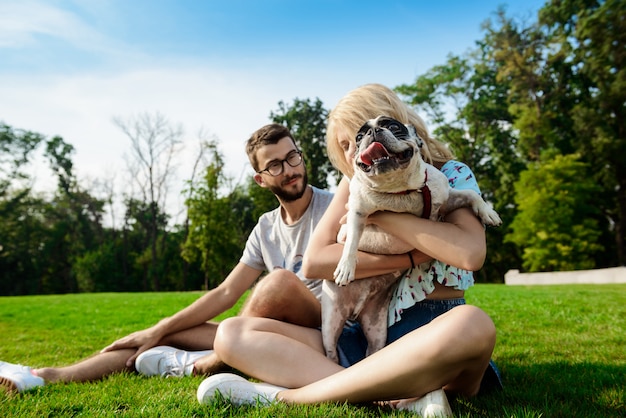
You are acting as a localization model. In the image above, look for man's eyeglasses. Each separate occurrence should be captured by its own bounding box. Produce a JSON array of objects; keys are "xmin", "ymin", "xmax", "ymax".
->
[{"xmin": 257, "ymin": 150, "xmax": 303, "ymax": 176}]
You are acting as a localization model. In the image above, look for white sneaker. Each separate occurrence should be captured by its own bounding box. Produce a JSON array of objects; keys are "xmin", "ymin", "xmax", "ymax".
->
[
  {"xmin": 135, "ymin": 346, "xmax": 213, "ymax": 377},
  {"xmin": 197, "ymin": 373, "xmax": 285, "ymax": 406},
  {"xmin": 395, "ymin": 389, "xmax": 453, "ymax": 417},
  {"xmin": 0, "ymin": 361, "xmax": 45, "ymax": 393}
]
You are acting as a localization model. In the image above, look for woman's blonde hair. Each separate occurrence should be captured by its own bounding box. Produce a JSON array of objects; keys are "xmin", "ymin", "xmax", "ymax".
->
[{"xmin": 327, "ymin": 83, "xmax": 453, "ymax": 177}]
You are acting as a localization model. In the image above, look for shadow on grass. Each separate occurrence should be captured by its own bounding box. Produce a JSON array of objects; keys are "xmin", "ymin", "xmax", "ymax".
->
[{"xmin": 455, "ymin": 361, "xmax": 625, "ymax": 418}]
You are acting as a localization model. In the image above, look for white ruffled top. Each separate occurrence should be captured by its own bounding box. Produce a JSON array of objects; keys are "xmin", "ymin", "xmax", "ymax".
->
[{"xmin": 388, "ymin": 160, "xmax": 481, "ymax": 326}]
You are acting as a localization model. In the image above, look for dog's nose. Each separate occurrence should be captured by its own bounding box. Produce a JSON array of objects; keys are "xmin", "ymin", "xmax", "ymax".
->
[{"xmin": 372, "ymin": 127, "xmax": 386, "ymax": 140}]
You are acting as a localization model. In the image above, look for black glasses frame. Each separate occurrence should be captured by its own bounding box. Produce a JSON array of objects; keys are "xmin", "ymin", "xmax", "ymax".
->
[{"xmin": 257, "ymin": 150, "xmax": 303, "ymax": 176}]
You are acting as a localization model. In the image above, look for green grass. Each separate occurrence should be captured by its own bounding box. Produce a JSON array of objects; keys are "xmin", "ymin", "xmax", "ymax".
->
[{"xmin": 1, "ymin": 285, "xmax": 625, "ymax": 417}]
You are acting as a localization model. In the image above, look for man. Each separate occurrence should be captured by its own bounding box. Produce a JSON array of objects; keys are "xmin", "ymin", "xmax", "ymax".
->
[{"xmin": 0, "ymin": 123, "xmax": 333, "ymax": 393}]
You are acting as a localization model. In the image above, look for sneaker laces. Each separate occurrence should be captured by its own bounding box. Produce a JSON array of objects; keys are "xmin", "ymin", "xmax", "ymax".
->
[{"xmin": 161, "ymin": 351, "xmax": 191, "ymax": 377}]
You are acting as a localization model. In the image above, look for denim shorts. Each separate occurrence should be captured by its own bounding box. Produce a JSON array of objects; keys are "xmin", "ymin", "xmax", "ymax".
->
[
  {"xmin": 335, "ymin": 298, "xmax": 503, "ymax": 393},
  {"xmin": 336, "ymin": 298, "xmax": 465, "ymax": 366}
]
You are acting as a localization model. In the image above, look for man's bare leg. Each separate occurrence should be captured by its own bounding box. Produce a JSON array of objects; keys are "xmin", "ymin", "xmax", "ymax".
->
[
  {"xmin": 30, "ymin": 322, "xmax": 218, "ymax": 384},
  {"xmin": 34, "ymin": 349, "xmax": 135, "ymax": 383}
]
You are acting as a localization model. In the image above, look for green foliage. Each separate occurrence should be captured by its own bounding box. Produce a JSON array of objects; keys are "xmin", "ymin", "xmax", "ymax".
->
[
  {"xmin": 0, "ymin": 121, "xmax": 204, "ymax": 295},
  {"xmin": 1, "ymin": 285, "xmax": 625, "ymax": 417},
  {"xmin": 506, "ymin": 153, "xmax": 603, "ymax": 271},
  {"xmin": 540, "ymin": 0, "xmax": 626, "ymax": 265},
  {"xmin": 270, "ymin": 98, "xmax": 340, "ymax": 188},
  {"xmin": 397, "ymin": 49, "xmax": 525, "ymax": 281},
  {"xmin": 74, "ymin": 240, "xmax": 120, "ymax": 292},
  {"xmin": 397, "ymin": 55, "xmax": 471, "ymax": 129},
  {"xmin": 0, "ymin": 124, "xmax": 102, "ymax": 294},
  {"xmin": 2, "ymin": 1, "xmax": 626, "ymax": 293},
  {"xmin": 244, "ymin": 176, "xmax": 278, "ymax": 223},
  {"xmin": 183, "ymin": 144, "xmax": 244, "ymax": 289},
  {"xmin": 398, "ymin": 0, "xmax": 626, "ymax": 273},
  {"xmin": 0, "ymin": 124, "xmax": 44, "ymax": 198},
  {"xmin": 45, "ymin": 135, "xmax": 76, "ymax": 193},
  {"xmin": 0, "ymin": 192, "xmax": 49, "ymax": 294}
]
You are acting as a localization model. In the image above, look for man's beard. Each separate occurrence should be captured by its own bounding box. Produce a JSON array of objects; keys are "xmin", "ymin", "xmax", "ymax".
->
[{"xmin": 269, "ymin": 171, "xmax": 309, "ymax": 203}]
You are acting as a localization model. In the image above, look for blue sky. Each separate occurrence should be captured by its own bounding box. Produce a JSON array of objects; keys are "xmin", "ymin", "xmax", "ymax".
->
[{"xmin": 0, "ymin": 0, "xmax": 545, "ymax": 220}]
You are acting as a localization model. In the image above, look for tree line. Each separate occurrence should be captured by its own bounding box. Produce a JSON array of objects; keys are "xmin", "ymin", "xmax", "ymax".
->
[
  {"xmin": 1, "ymin": 0, "xmax": 623, "ymax": 295},
  {"xmin": 0, "ymin": 98, "xmax": 332, "ymax": 295}
]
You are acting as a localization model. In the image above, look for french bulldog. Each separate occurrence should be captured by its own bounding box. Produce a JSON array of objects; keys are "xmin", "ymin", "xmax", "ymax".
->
[{"xmin": 321, "ymin": 115, "xmax": 501, "ymax": 362}]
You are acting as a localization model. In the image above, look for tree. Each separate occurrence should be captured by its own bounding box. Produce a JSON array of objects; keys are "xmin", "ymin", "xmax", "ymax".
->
[
  {"xmin": 0, "ymin": 124, "xmax": 108, "ymax": 294},
  {"xmin": 74, "ymin": 240, "xmax": 120, "ymax": 292},
  {"xmin": 245, "ymin": 175, "xmax": 278, "ymax": 222},
  {"xmin": 123, "ymin": 197, "xmax": 170, "ymax": 290},
  {"xmin": 182, "ymin": 143, "xmax": 243, "ymax": 290},
  {"xmin": 482, "ymin": 0, "xmax": 625, "ymax": 268},
  {"xmin": 539, "ymin": 0, "xmax": 626, "ymax": 264},
  {"xmin": 114, "ymin": 112, "xmax": 183, "ymax": 290},
  {"xmin": 270, "ymin": 98, "xmax": 339, "ymax": 188},
  {"xmin": 0, "ymin": 124, "xmax": 46, "ymax": 294},
  {"xmin": 397, "ymin": 1, "xmax": 625, "ymax": 276},
  {"xmin": 506, "ymin": 152, "xmax": 604, "ymax": 271},
  {"xmin": 396, "ymin": 50, "xmax": 525, "ymax": 281},
  {"xmin": 0, "ymin": 124, "xmax": 44, "ymax": 200},
  {"xmin": 0, "ymin": 192, "xmax": 49, "ymax": 295},
  {"xmin": 179, "ymin": 134, "xmax": 216, "ymax": 290}
]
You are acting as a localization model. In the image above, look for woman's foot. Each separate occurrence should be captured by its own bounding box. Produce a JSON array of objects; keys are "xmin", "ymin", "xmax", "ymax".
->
[
  {"xmin": 394, "ymin": 388, "xmax": 453, "ymax": 417},
  {"xmin": 197, "ymin": 373, "xmax": 285, "ymax": 406}
]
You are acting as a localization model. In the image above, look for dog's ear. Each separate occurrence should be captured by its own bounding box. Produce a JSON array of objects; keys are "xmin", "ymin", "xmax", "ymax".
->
[{"xmin": 407, "ymin": 125, "xmax": 424, "ymax": 148}]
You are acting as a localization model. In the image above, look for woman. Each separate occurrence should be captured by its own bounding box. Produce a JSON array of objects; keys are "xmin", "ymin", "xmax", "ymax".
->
[{"xmin": 199, "ymin": 83, "xmax": 500, "ymax": 416}]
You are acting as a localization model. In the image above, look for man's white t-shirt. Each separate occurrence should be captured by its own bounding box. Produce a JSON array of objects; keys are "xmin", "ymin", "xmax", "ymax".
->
[{"xmin": 240, "ymin": 186, "xmax": 334, "ymax": 301}]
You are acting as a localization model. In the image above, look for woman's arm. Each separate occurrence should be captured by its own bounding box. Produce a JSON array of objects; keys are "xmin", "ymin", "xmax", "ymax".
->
[
  {"xmin": 368, "ymin": 206, "xmax": 487, "ymax": 271},
  {"xmin": 302, "ymin": 176, "xmax": 488, "ymax": 281},
  {"xmin": 302, "ymin": 178, "xmax": 417, "ymax": 281}
]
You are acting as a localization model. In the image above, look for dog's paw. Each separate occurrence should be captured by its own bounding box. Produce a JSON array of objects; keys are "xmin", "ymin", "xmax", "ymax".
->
[
  {"xmin": 325, "ymin": 349, "xmax": 340, "ymax": 363},
  {"xmin": 486, "ymin": 209, "xmax": 502, "ymax": 226},
  {"xmin": 476, "ymin": 204, "xmax": 502, "ymax": 226},
  {"xmin": 334, "ymin": 258, "xmax": 356, "ymax": 286},
  {"xmin": 334, "ymin": 269, "xmax": 355, "ymax": 286}
]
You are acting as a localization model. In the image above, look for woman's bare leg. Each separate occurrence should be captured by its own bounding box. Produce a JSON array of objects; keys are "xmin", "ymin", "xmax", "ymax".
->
[
  {"xmin": 215, "ymin": 304, "xmax": 496, "ymax": 404},
  {"xmin": 195, "ymin": 270, "xmax": 322, "ymax": 375},
  {"xmin": 215, "ymin": 316, "xmax": 343, "ymax": 388},
  {"xmin": 284, "ymin": 305, "xmax": 495, "ymax": 403}
]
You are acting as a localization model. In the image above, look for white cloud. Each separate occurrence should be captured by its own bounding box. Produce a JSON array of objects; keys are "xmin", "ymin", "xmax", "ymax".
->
[
  {"xmin": 1, "ymin": 0, "xmax": 547, "ymax": 226},
  {"xmin": 0, "ymin": 0, "xmax": 107, "ymax": 49},
  {"xmin": 0, "ymin": 62, "xmax": 357, "ymax": 224}
]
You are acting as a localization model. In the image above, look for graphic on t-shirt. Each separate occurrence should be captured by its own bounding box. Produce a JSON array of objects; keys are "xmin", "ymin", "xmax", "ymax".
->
[
  {"xmin": 291, "ymin": 254, "xmax": 303, "ymax": 274},
  {"xmin": 273, "ymin": 254, "xmax": 303, "ymax": 275}
]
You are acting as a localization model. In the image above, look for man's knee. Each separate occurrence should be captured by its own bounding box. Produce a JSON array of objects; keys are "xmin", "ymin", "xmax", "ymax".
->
[
  {"xmin": 244, "ymin": 270, "xmax": 302, "ymax": 313},
  {"xmin": 253, "ymin": 269, "xmax": 301, "ymax": 298},
  {"xmin": 241, "ymin": 269, "xmax": 320, "ymax": 327}
]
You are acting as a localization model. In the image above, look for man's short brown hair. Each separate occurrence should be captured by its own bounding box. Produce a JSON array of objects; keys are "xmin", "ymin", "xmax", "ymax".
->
[{"xmin": 246, "ymin": 123, "xmax": 297, "ymax": 172}]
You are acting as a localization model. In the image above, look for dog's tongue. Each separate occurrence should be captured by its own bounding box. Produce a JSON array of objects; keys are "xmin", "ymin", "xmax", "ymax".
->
[{"xmin": 360, "ymin": 142, "xmax": 389, "ymax": 166}]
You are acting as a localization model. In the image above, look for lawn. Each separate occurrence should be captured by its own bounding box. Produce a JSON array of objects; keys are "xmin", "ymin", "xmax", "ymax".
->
[{"xmin": 0, "ymin": 284, "xmax": 624, "ymax": 417}]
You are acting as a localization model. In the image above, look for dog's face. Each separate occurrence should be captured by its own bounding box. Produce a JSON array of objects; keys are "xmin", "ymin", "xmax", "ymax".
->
[{"xmin": 353, "ymin": 116, "xmax": 424, "ymax": 189}]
